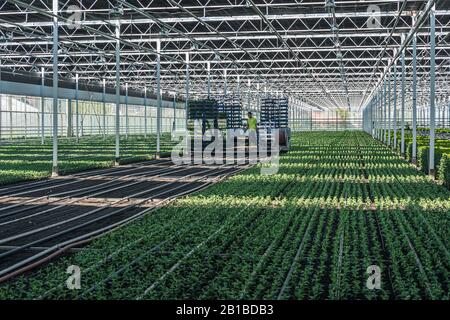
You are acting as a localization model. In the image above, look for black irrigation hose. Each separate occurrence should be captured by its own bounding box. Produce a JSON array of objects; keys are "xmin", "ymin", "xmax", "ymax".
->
[
  {"xmin": 35, "ymin": 165, "xmax": 248, "ymax": 297},
  {"xmin": 0, "ymin": 166, "xmax": 237, "ymax": 266},
  {"xmin": 0, "ymin": 165, "xmax": 227, "ymax": 251},
  {"xmin": 0, "ymin": 165, "xmax": 246, "ymax": 282},
  {"xmin": 79, "ymin": 167, "xmax": 247, "ymax": 297},
  {"xmin": 0, "ymin": 158, "xmax": 173, "ymax": 197},
  {"xmin": 0, "ymin": 164, "xmax": 188, "ymax": 220},
  {"xmin": 0, "ymin": 161, "xmax": 177, "ymax": 207}
]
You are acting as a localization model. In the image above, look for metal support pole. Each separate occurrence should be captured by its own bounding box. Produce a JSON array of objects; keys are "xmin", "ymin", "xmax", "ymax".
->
[
  {"xmin": 223, "ymin": 69, "xmax": 227, "ymax": 97},
  {"xmin": 207, "ymin": 61, "xmax": 211, "ymax": 100},
  {"xmin": 102, "ymin": 79, "xmax": 106, "ymax": 139},
  {"xmin": 0, "ymin": 60, "xmax": 2, "ymax": 144},
  {"xmin": 237, "ymin": 75, "xmax": 241, "ymax": 102},
  {"xmin": 374, "ymin": 91, "xmax": 378, "ymax": 138},
  {"xmin": 40, "ymin": 67, "xmax": 45, "ymax": 144},
  {"xmin": 412, "ymin": 28, "xmax": 418, "ymax": 165},
  {"xmin": 400, "ymin": 34, "xmax": 406, "ymax": 157},
  {"xmin": 75, "ymin": 74, "xmax": 79, "ymax": 143},
  {"xmin": 247, "ymin": 79, "xmax": 251, "ymax": 112},
  {"xmin": 115, "ymin": 24, "xmax": 120, "ymax": 166},
  {"xmin": 378, "ymin": 89, "xmax": 382, "ymax": 140},
  {"xmin": 144, "ymin": 87, "xmax": 147, "ymax": 138},
  {"xmin": 370, "ymin": 99, "xmax": 374, "ymax": 137},
  {"xmin": 61, "ymin": 100, "xmax": 65, "ymax": 137},
  {"xmin": 377, "ymin": 86, "xmax": 380, "ymax": 139},
  {"xmin": 67, "ymin": 99, "xmax": 72, "ymax": 137},
  {"xmin": 383, "ymin": 77, "xmax": 387, "ymax": 144},
  {"xmin": 393, "ymin": 61, "xmax": 398, "ymax": 149},
  {"xmin": 125, "ymin": 83, "xmax": 129, "ymax": 139},
  {"xmin": 185, "ymin": 52, "xmax": 190, "ymax": 130},
  {"xmin": 366, "ymin": 105, "xmax": 369, "ymax": 133},
  {"xmin": 51, "ymin": 0, "xmax": 59, "ymax": 177},
  {"xmin": 294, "ymin": 106, "xmax": 296, "ymax": 131},
  {"xmin": 374, "ymin": 91, "xmax": 378, "ymax": 139},
  {"xmin": 8, "ymin": 96, "xmax": 12, "ymax": 141},
  {"xmin": 374, "ymin": 97, "xmax": 377, "ymax": 137},
  {"xmin": 380, "ymin": 88, "xmax": 383, "ymax": 141},
  {"xmin": 156, "ymin": 39, "xmax": 162, "ymax": 158},
  {"xmin": 172, "ymin": 92, "xmax": 176, "ymax": 132},
  {"xmin": 429, "ymin": 4, "xmax": 436, "ymax": 176},
  {"xmin": 372, "ymin": 95, "xmax": 375, "ymax": 137},
  {"xmin": 24, "ymin": 97, "xmax": 28, "ymax": 139},
  {"xmin": 387, "ymin": 68, "xmax": 392, "ymax": 146},
  {"xmin": 256, "ymin": 83, "xmax": 260, "ymax": 117}
]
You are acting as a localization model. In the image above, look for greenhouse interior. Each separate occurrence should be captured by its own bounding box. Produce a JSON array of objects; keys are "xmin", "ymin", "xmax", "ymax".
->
[{"xmin": 0, "ymin": 0, "xmax": 449, "ymax": 306}]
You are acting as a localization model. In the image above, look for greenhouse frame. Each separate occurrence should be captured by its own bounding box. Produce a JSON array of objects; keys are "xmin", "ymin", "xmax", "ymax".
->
[{"xmin": 0, "ymin": 0, "xmax": 449, "ymax": 306}]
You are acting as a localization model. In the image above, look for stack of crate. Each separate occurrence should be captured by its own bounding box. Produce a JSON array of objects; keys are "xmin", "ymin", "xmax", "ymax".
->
[
  {"xmin": 260, "ymin": 98, "xmax": 289, "ymax": 128},
  {"xmin": 218, "ymin": 95, "xmax": 243, "ymax": 129},
  {"xmin": 187, "ymin": 99, "xmax": 219, "ymax": 131}
]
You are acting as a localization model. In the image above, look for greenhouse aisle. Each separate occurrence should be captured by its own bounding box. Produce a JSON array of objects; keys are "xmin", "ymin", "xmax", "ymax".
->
[{"xmin": 0, "ymin": 131, "xmax": 448, "ymax": 300}]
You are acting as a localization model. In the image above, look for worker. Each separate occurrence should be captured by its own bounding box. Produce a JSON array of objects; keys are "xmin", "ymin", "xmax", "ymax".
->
[
  {"xmin": 247, "ymin": 112, "xmax": 257, "ymax": 131},
  {"xmin": 247, "ymin": 112, "xmax": 258, "ymax": 155}
]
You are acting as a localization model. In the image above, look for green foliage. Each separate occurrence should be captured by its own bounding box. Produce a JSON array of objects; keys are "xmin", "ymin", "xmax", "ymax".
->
[
  {"xmin": 0, "ymin": 134, "xmax": 176, "ymax": 186},
  {"xmin": 418, "ymin": 146, "xmax": 443, "ymax": 175},
  {"xmin": 439, "ymin": 154, "xmax": 450, "ymax": 189},
  {"xmin": 0, "ymin": 132, "xmax": 448, "ymax": 300},
  {"xmin": 393, "ymin": 130, "xmax": 450, "ymax": 187}
]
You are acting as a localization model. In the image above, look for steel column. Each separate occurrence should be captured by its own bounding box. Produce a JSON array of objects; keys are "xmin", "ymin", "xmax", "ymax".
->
[
  {"xmin": 40, "ymin": 67, "xmax": 45, "ymax": 145},
  {"xmin": 102, "ymin": 79, "xmax": 106, "ymax": 139},
  {"xmin": 378, "ymin": 89, "xmax": 382, "ymax": 140},
  {"xmin": 144, "ymin": 87, "xmax": 147, "ymax": 138},
  {"xmin": 247, "ymin": 79, "xmax": 251, "ymax": 112},
  {"xmin": 51, "ymin": 0, "xmax": 59, "ymax": 177},
  {"xmin": 383, "ymin": 78, "xmax": 387, "ymax": 144},
  {"xmin": 67, "ymin": 99, "xmax": 72, "ymax": 137},
  {"xmin": 0, "ymin": 59, "xmax": 2, "ymax": 144},
  {"xmin": 412, "ymin": 29, "xmax": 418, "ymax": 165},
  {"xmin": 393, "ymin": 61, "xmax": 398, "ymax": 149},
  {"xmin": 207, "ymin": 61, "xmax": 211, "ymax": 99},
  {"xmin": 75, "ymin": 74, "xmax": 79, "ymax": 143},
  {"xmin": 125, "ymin": 83, "xmax": 129, "ymax": 139},
  {"xmin": 429, "ymin": 4, "xmax": 436, "ymax": 176},
  {"xmin": 387, "ymin": 68, "xmax": 392, "ymax": 147},
  {"xmin": 400, "ymin": 34, "xmax": 406, "ymax": 157},
  {"xmin": 115, "ymin": 24, "xmax": 121, "ymax": 166},
  {"xmin": 185, "ymin": 52, "xmax": 190, "ymax": 130},
  {"xmin": 156, "ymin": 39, "xmax": 162, "ymax": 157},
  {"xmin": 224, "ymin": 69, "xmax": 227, "ymax": 97},
  {"xmin": 0, "ymin": 60, "xmax": 2, "ymax": 143},
  {"xmin": 172, "ymin": 92, "xmax": 176, "ymax": 132},
  {"xmin": 8, "ymin": 96, "xmax": 12, "ymax": 140}
]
